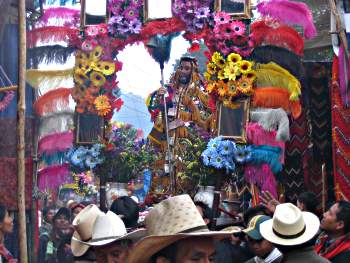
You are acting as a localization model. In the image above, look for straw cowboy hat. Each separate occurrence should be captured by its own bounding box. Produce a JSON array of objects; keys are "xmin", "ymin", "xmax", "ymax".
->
[
  {"xmin": 71, "ymin": 204, "xmax": 103, "ymax": 257},
  {"xmin": 78, "ymin": 210, "xmax": 146, "ymax": 247},
  {"xmin": 260, "ymin": 203, "xmax": 320, "ymax": 246},
  {"xmin": 128, "ymin": 194, "xmax": 235, "ymax": 263}
]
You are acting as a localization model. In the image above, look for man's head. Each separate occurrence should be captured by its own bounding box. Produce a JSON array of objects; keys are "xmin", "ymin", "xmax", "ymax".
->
[
  {"xmin": 110, "ymin": 196, "xmax": 139, "ymax": 229},
  {"xmin": 321, "ymin": 201, "xmax": 350, "ymax": 236},
  {"xmin": 195, "ymin": 201, "xmax": 212, "ymax": 225},
  {"xmin": 244, "ymin": 215, "xmax": 274, "ymax": 258},
  {"xmin": 151, "ymin": 236, "xmax": 215, "ymax": 263},
  {"xmin": 243, "ymin": 205, "xmax": 268, "ymax": 226},
  {"xmin": 53, "ymin": 207, "xmax": 71, "ymax": 231},
  {"xmin": 297, "ymin": 192, "xmax": 318, "ymax": 214},
  {"xmin": 95, "ymin": 239, "xmax": 133, "ymax": 263},
  {"xmin": 176, "ymin": 57, "xmax": 196, "ymax": 85}
]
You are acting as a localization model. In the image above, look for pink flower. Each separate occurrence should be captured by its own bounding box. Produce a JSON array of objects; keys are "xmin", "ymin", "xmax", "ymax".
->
[
  {"xmin": 214, "ymin": 11, "xmax": 231, "ymax": 25},
  {"xmin": 222, "ymin": 23, "xmax": 234, "ymax": 40},
  {"xmin": 230, "ymin": 20, "xmax": 246, "ymax": 36},
  {"xmin": 81, "ymin": 39, "xmax": 98, "ymax": 51},
  {"xmin": 123, "ymin": 7, "xmax": 138, "ymax": 21}
]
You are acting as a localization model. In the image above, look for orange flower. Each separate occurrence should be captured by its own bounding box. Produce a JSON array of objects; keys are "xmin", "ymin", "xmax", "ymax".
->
[
  {"xmin": 237, "ymin": 76, "xmax": 254, "ymax": 95},
  {"xmin": 227, "ymin": 81, "xmax": 239, "ymax": 97},
  {"xmin": 206, "ymin": 83, "xmax": 217, "ymax": 94},
  {"xmin": 94, "ymin": 95, "xmax": 111, "ymax": 116},
  {"xmin": 217, "ymin": 81, "xmax": 228, "ymax": 97}
]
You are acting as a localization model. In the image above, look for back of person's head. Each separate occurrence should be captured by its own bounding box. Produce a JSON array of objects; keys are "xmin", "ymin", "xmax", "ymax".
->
[
  {"xmin": 0, "ymin": 204, "xmax": 6, "ymax": 223},
  {"xmin": 243, "ymin": 205, "xmax": 268, "ymax": 226},
  {"xmin": 194, "ymin": 201, "xmax": 212, "ymax": 222},
  {"xmin": 337, "ymin": 200, "xmax": 350, "ymax": 234},
  {"xmin": 275, "ymin": 236, "xmax": 318, "ymax": 254},
  {"xmin": 297, "ymin": 192, "xmax": 318, "ymax": 214},
  {"xmin": 110, "ymin": 196, "xmax": 139, "ymax": 228}
]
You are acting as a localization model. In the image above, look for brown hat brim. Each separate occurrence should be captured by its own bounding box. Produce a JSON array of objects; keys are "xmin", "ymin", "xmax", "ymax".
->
[{"xmin": 128, "ymin": 231, "xmax": 233, "ymax": 263}]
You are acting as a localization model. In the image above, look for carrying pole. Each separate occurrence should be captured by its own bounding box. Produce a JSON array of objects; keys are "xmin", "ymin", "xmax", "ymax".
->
[{"xmin": 18, "ymin": 0, "xmax": 28, "ymax": 261}]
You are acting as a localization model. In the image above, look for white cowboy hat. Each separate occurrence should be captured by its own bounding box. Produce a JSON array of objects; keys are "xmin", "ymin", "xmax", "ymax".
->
[
  {"xmin": 71, "ymin": 204, "xmax": 103, "ymax": 256},
  {"xmin": 260, "ymin": 203, "xmax": 320, "ymax": 246},
  {"xmin": 128, "ymin": 194, "xmax": 236, "ymax": 263},
  {"xmin": 78, "ymin": 210, "xmax": 146, "ymax": 247}
]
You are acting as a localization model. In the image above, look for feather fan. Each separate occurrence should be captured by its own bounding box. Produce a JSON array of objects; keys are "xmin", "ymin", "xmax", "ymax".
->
[
  {"xmin": 26, "ymin": 68, "xmax": 73, "ymax": 90},
  {"xmin": 250, "ymin": 19, "xmax": 304, "ymax": 56},
  {"xmin": 256, "ymin": 62, "xmax": 301, "ymax": 101},
  {"xmin": 249, "ymin": 145, "xmax": 283, "ymax": 174},
  {"xmin": 28, "ymin": 45, "xmax": 75, "ymax": 66},
  {"xmin": 27, "ymin": 26, "xmax": 78, "ymax": 48},
  {"xmin": 37, "ymin": 164, "xmax": 71, "ymax": 192},
  {"xmin": 33, "ymin": 88, "xmax": 72, "ymax": 116},
  {"xmin": 252, "ymin": 87, "xmax": 301, "ymax": 119},
  {"xmin": 250, "ymin": 108, "xmax": 290, "ymax": 142},
  {"xmin": 339, "ymin": 44, "xmax": 350, "ymax": 107},
  {"xmin": 38, "ymin": 131, "xmax": 73, "ymax": 156},
  {"xmin": 257, "ymin": 0, "xmax": 317, "ymax": 39},
  {"xmin": 39, "ymin": 110, "xmax": 74, "ymax": 138},
  {"xmin": 250, "ymin": 45, "xmax": 304, "ymax": 81},
  {"xmin": 37, "ymin": 7, "xmax": 80, "ymax": 27}
]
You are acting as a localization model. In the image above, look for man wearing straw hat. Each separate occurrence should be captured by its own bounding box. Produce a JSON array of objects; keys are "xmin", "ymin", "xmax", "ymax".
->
[
  {"xmin": 128, "ymin": 194, "xmax": 235, "ymax": 263},
  {"xmin": 72, "ymin": 204, "xmax": 145, "ymax": 263},
  {"xmin": 259, "ymin": 203, "xmax": 329, "ymax": 263}
]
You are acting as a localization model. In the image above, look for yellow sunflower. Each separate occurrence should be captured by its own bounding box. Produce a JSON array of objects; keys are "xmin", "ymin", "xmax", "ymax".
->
[
  {"xmin": 90, "ymin": 71, "xmax": 106, "ymax": 87},
  {"xmin": 218, "ymin": 69, "xmax": 226, "ymax": 80},
  {"xmin": 90, "ymin": 46, "xmax": 104, "ymax": 62},
  {"xmin": 227, "ymin": 80, "xmax": 239, "ymax": 97},
  {"xmin": 94, "ymin": 95, "xmax": 111, "ymax": 116},
  {"xmin": 237, "ymin": 76, "xmax": 254, "ymax": 95},
  {"xmin": 95, "ymin": 61, "xmax": 116, "ymax": 76},
  {"xmin": 75, "ymin": 59, "xmax": 91, "ymax": 73},
  {"xmin": 227, "ymin": 53, "xmax": 242, "ymax": 64},
  {"xmin": 206, "ymin": 83, "xmax": 217, "ymax": 94},
  {"xmin": 244, "ymin": 71, "xmax": 257, "ymax": 81},
  {"xmin": 238, "ymin": 60, "xmax": 253, "ymax": 74},
  {"xmin": 204, "ymin": 72, "xmax": 212, "ymax": 81},
  {"xmin": 217, "ymin": 81, "xmax": 228, "ymax": 97},
  {"xmin": 212, "ymin": 52, "xmax": 222, "ymax": 63},
  {"xmin": 224, "ymin": 63, "xmax": 239, "ymax": 81},
  {"xmin": 207, "ymin": 63, "xmax": 217, "ymax": 75},
  {"xmin": 74, "ymin": 69, "xmax": 89, "ymax": 86}
]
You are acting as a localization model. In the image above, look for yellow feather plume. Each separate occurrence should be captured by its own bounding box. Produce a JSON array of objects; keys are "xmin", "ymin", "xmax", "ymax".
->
[
  {"xmin": 256, "ymin": 62, "xmax": 301, "ymax": 101},
  {"xmin": 26, "ymin": 68, "xmax": 74, "ymax": 90}
]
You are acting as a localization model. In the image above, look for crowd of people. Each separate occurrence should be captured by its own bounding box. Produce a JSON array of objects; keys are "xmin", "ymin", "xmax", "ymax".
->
[{"xmin": 0, "ymin": 192, "xmax": 349, "ymax": 263}]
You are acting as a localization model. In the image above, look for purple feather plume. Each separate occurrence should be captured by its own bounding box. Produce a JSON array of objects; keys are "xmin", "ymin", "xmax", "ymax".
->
[
  {"xmin": 257, "ymin": 0, "xmax": 317, "ymax": 39},
  {"xmin": 38, "ymin": 164, "xmax": 72, "ymax": 191}
]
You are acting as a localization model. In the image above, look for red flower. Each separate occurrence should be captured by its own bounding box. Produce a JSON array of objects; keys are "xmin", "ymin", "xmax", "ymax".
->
[
  {"xmin": 188, "ymin": 42, "xmax": 200, "ymax": 53},
  {"xmin": 115, "ymin": 61, "xmax": 123, "ymax": 72},
  {"xmin": 204, "ymin": 50, "xmax": 212, "ymax": 60},
  {"xmin": 112, "ymin": 98, "xmax": 124, "ymax": 112},
  {"xmin": 106, "ymin": 143, "xmax": 115, "ymax": 151}
]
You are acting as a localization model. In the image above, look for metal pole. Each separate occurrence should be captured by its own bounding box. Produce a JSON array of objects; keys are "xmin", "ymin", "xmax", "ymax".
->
[{"xmin": 18, "ymin": 0, "xmax": 28, "ymax": 261}]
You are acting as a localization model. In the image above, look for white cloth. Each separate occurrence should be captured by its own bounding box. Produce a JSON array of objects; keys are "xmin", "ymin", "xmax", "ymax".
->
[{"xmin": 254, "ymin": 248, "xmax": 282, "ymax": 263}]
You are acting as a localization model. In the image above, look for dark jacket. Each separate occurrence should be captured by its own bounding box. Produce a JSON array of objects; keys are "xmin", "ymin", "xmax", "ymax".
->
[
  {"xmin": 282, "ymin": 247, "xmax": 330, "ymax": 263},
  {"xmin": 215, "ymin": 239, "xmax": 252, "ymax": 263}
]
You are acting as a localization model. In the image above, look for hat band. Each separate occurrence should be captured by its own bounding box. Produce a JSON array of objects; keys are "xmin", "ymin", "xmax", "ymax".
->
[
  {"xmin": 178, "ymin": 225, "xmax": 209, "ymax": 234},
  {"xmin": 272, "ymin": 225, "xmax": 306, "ymax": 240},
  {"xmin": 89, "ymin": 235, "xmax": 127, "ymax": 243}
]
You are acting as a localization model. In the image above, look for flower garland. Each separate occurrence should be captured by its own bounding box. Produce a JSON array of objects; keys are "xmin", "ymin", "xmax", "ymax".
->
[
  {"xmin": 71, "ymin": 24, "xmax": 123, "ymax": 119},
  {"xmin": 72, "ymin": 171, "xmax": 95, "ymax": 196},
  {"xmin": 0, "ymin": 90, "xmax": 15, "ymax": 112},
  {"xmin": 204, "ymin": 52, "xmax": 256, "ymax": 107},
  {"xmin": 108, "ymin": 0, "xmax": 143, "ymax": 38}
]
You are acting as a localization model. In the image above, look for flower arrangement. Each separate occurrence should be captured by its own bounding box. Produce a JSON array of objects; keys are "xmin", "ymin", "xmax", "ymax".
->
[
  {"xmin": 108, "ymin": 0, "xmax": 143, "ymax": 37},
  {"xmin": 172, "ymin": 0, "xmax": 214, "ymax": 33},
  {"xmin": 72, "ymin": 33, "xmax": 124, "ymax": 119},
  {"xmin": 94, "ymin": 122, "xmax": 157, "ymax": 183},
  {"xmin": 204, "ymin": 12, "xmax": 253, "ymax": 57},
  {"xmin": 72, "ymin": 171, "xmax": 95, "ymax": 196},
  {"xmin": 204, "ymin": 52, "xmax": 256, "ymax": 107},
  {"xmin": 66, "ymin": 144, "xmax": 104, "ymax": 173}
]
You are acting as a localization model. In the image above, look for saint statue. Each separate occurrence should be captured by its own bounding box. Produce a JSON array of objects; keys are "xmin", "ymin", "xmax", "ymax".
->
[{"xmin": 146, "ymin": 56, "xmax": 214, "ymax": 150}]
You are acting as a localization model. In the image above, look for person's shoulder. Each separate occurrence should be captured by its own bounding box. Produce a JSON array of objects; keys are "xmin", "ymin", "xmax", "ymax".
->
[{"xmin": 331, "ymin": 249, "xmax": 350, "ymax": 263}]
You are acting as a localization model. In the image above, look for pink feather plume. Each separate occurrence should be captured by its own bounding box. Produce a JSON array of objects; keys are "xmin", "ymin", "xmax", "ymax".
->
[
  {"xmin": 38, "ymin": 131, "xmax": 73, "ymax": 156},
  {"xmin": 38, "ymin": 164, "xmax": 72, "ymax": 191},
  {"xmin": 257, "ymin": 0, "xmax": 317, "ymax": 39},
  {"xmin": 339, "ymin": 44, "xmax": 350, "ymax": 107},
  {"xmin": 38, "ymin": 7, "xmax": 80, "ymax": 27}
]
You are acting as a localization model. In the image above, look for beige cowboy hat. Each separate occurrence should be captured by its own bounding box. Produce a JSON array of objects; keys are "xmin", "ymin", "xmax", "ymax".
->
[
  {"xmin": 71, "ymin": 204, "xmax": 103, "ymax": 257},
  {"xmin": 77, "ymin": 210, "xmax": 146, "ymax": 247},
  {"xmin": 260, "ymin": 203, "xmax": 320, "ymax": 246},
  {"xmin": 128, "ymin": 194, "xmax": 235, "ymax": 263}
]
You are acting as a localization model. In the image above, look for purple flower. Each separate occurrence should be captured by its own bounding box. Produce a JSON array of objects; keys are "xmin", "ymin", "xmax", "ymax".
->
[
  {"xmin": 195, "ymin": 7, "xmax": 210, "ymax": 19},
  {"xmin": 129, "ymin": 19, "xmax": 142, "ymax": 34}
]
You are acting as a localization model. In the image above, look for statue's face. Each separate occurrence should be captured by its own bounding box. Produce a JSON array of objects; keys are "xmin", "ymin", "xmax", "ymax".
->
[{"xmin": 178, "ymin": 61, "xmax": 193, "ymax": 85}]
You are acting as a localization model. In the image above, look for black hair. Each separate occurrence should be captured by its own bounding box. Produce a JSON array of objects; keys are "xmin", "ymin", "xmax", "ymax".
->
[
  {"xmin": 243, "ymin": 205, "xmax": 268, "ymax": 226},
  {"xmin": 110, "ymin": 196, "xmax": 139, "ymax": 228},
  {"xmin": 43, "ymin": 207, "xmax": 55, "ymax": 219},
  {"xmin": 194, "ymin": 201, "xmax": 212, "ymax": 221},
  {"xmin": 297, "ymin": 192, "xmax": 318, "ymax": 214},
  {"xmin": 0, "ymin": 204, "xmax": 6, "ymax": 223},
  {"xmin": 53, "ymin": 207, "xmax": 71, "ymax": 223},
  {"xmin": 151, "ymin": 242, "xmax": 177, "ymax": 263},
  {"xmin": 275, "ymin": 235, "xmax": 318, "ymax": 254},
  {"xmin": 336, "ymin": 201, "xmax": 350, "ymax": 234}
]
